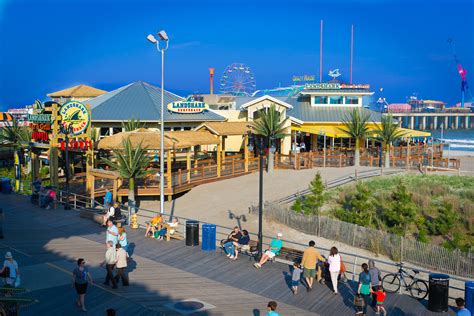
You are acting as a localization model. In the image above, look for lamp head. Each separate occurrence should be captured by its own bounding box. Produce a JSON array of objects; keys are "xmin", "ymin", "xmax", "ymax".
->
[
  {"xmin": 147, "ymin": 34, "xmax": 157, "ymax": 44},
  {"xmin": 157, "ymin": 30, "xmax": 168, "ymax": 41}
]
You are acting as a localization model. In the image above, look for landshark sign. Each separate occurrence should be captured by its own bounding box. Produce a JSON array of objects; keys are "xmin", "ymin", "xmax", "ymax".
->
[
  {"xmin": 59, "ymin": 101, "xmax": 90, "ymax": 135},
  {"xmin": 167, "ymin": 97, "xmax": 209, "ymax": 114}
]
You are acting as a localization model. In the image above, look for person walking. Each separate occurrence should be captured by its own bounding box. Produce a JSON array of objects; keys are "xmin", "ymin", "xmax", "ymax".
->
[
  {"xmin": 327, "ymin": 246, "xmax": 341, "ymax": 295},
  {"xmin": 72, "ymin": 258, "xmax": 93, "ymax": 312},
  {"xmin": 357, "ymin": 263, "xmax": 372, "ymax": 315},
  {"xmin": 266, "ymin": 301, "xmax": 280, "ymax": 316},
  {"xmin": 455, "ymin": 298, "xmax": 470, "ymax": 316},
  {"xmin": 101, "ymin": 241, "xmax": 118, "ymax": 289},
  {"xmin": 291, "ymin": 262, "xmax": 303, "ymax": 295},
  {"xmin": 301, "ymin": 240, "xmax": 325, "ymax": 291},
  {"xmin": 0, "ymin": 252, "xmax": 19, "ymax": 287},
  {"xmin": 106, "ymin": 219, "xmax": 119, "ymax": 246},
  {"xmin": 118, "ymin": 227, "xmax": 128, "ymax": 253},
  {"xmin": 368, "ymin": 259, "xmax": 381, "ymax": 307},
  {"xmin": 114, "ymin": 244, "xmax": 129, "ymax": 286}
]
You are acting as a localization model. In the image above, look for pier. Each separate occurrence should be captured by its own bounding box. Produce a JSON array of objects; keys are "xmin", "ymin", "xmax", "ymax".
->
[{"xmin": 392, "ymin": 112, "xmax": 474, "ymax": 130}]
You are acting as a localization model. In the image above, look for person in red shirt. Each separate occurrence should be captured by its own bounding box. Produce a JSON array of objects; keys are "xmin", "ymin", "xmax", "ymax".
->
[{"xmin": 371, "ymin": 286, "xmax": 387, "ymax": 315}]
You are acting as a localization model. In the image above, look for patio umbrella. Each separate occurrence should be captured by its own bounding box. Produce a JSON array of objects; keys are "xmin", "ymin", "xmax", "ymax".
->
[{"xmin": 0, "ymin": 112, "xmax": 13, "ymax": 121}]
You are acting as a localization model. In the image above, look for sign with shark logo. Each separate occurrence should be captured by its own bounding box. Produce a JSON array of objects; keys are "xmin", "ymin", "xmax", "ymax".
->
[
  {"xmin": 167, "ymin": 96, "xmax": 209, "ymax": 114},
  {"xmin": 28, "ymin": 99, "xmax": 53, "ymax": 123},
  {"xmin": 59, "ymin": 101, "xmax": 90, "ymax": 135}
]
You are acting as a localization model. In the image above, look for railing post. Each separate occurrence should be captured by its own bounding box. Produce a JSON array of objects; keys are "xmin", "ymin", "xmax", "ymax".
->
[
  {"xmin": 178, "ymin": 169, "xmax": 182, "ymax": 186},
  {"xmin": 232, "ymin": 158, "xmax": 235, "ymax": 175},
  {"xmin": 74, "ymin": 193, "xmax": 77, "ymax": 209},
  {"xmin": 201, "ymin": 165, "xmax": 205, "ymax": 180},
  {"xmin": 352, "ymin": 256, "xmax": 358, "ymax": 281},
  {"xmin": 339, "ymin": 154, "xmax": 343, "ymax": 167}
]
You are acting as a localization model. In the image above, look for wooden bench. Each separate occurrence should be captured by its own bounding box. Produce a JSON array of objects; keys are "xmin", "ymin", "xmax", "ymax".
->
[
  {"xmin": 79, "ymin": 209, "xmax": 103, "ymax": 225},
  {"xmin": 276, "ymin": 246, "xmax": 304, "ymax": 264}
]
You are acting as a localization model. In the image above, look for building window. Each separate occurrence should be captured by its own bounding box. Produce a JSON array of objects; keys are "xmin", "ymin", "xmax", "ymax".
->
[
  {"xmin": 314, "ymin": 96, "xmax": 328, "ymax": 104},
  {"xmin": 329, "ymin": 96, "xmax": 343, "ymax": 104},
  {"xmin": 345, "ymin": 96, "xmax": 359, "ymax": 105}
]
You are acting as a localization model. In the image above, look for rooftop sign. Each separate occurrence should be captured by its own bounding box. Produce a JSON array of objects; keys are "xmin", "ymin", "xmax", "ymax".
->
[
  {"xmin": 167, "ymin": 99, "xmax": 209, "ymax": 114},
  {"xmin": 304, "ymin": 83, "xmax": 370, "ymax": 90}
]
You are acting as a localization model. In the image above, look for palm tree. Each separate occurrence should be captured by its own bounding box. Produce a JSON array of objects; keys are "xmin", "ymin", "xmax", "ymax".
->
[
  {"xmin": 122, "ymin": 118, "xmax": 145, "ymax": 132},
  {"xmin": 338, "ymin": 108, "xmax": 371, "ymax": 167},
  {"xmin": 101, "ymin": 137, "xmax": 152, "ymax": 208},
  {"xmin": 373, "ymin": 114, "xmax": 406, "ymax": 168},
  {"xmin": 250, "ymin": 104, "xmax": 288, "ymax": 173},
  {"xmin": 0, "ymin": 118, "xmax": 31, "ymax": 191}
]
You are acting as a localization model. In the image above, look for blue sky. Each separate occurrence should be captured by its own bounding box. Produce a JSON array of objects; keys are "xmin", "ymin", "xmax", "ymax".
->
[{"xmin": 0, "ymin": 0, "xmax": 472, "ymax": 110}]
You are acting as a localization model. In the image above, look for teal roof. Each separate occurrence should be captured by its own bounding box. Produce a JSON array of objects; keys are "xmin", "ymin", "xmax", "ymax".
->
[
  {"xmin": 90, "ymin": 81, "xmax": 225, "ymax": 122},
  {"xmin": 286, "ymin": 96, "xmax": 382, "ymax": 122}
]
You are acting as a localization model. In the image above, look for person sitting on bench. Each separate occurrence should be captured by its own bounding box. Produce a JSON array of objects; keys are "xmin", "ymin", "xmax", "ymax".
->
[
  {"xmin": 156, "ymin": 218, "xmax": 179, "ymax": 240},
  {"xmin": 224, "ymin": 229, "xmax": 250, "ymax": 260},
  {"xmin": 254, "ymin": 233, "xmax": 283, "ymax": 268},
  {"xmin": 221, "ymin": 226, "xmax": 242, "ymax": 246},
  {"xmin": 144, "ymin": 214, "xmax": 163, "ymax": 238},
  {"xmin": 102, "ymin": 203, "xmax": 115, "ymax": 226}
]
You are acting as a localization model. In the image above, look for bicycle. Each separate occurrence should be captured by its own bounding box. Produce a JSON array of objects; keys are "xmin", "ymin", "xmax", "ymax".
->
[{"xmin": 381, "ymin": 262, "xmax": 428, "ymax": 300}]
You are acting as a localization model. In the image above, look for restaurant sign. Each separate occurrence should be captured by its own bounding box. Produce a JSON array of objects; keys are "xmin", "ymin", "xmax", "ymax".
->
[
  {"xmin": 59, "ymin": 101, "xmax": 90, "ymax": 135},
  {"xmin": 304, "ymin": 83, "xmax": 370, "ymax": 90},
  {"xmin": 167, "ymin": 99, "xmax": 209, "ymax": 114}
]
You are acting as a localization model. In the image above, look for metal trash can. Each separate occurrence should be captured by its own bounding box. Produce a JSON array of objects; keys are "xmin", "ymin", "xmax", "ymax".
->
[
  {"xmin": 201, "ymin": 224, "xmax": 216, "ymax": 251},
  {"xmin": 428, "ymin": 273, "xmax": 449, "ymax": 312},
  {"xmin": 1, "ymin": 178, "xmax": 11, "ymax": 194},
  {"xmin": 466, "ymin": 281, "xmax": 474, "ymax": 314},
  {"xmin": 185, "ymin": 220, "xmax": 199, "ymax": 246}
]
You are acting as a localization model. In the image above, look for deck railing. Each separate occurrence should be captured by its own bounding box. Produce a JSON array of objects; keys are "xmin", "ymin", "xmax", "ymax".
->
[{"xmin": 57, "ymin": 190, "xmax": 469, "ymax": 301}]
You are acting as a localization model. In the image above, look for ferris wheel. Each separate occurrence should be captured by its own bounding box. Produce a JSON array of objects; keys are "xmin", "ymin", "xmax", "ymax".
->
[{"xmin": 219, "ymin": 63, "xmax": 256, "ymax": 96}]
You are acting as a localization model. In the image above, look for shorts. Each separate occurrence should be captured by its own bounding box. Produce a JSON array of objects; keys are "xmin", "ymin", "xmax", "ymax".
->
[
  {"xmin": 264, "ymin": 250, "xmax": 276, "ymax": 259},
  {"xmin": 303, "ymin": 268, "xmax": 316, "ymax": 278},
  {"xmin": 75, "ymin": 283, "xmax": 88, "ymax": 295},
  {"xmin": 376, "ymin": 302, "xmax": 385, "ymax": 307},
  {"xmin": 291, "ymin": 280, "xmax": 300, "ymax": 287}
]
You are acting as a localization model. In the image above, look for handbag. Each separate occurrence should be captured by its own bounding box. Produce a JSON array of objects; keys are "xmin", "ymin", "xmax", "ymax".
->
[
  {"xmin": 0, "ymin": 267, "xmax": 10, "ymax": 278},
  {"xmin": 340, "ymin": 256, "xmax": 346, "ymax": 274},
  {"xmin": 354, "ymin": 295, "xmax": 365, "ymax": 307}
]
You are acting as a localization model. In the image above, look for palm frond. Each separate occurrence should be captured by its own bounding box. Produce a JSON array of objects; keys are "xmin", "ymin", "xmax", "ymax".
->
[
  {"xmin": 338, "ymin": 108, "xmax": 372, "ymax": 139},
  {"xmin": 250, "ymin": 104, "xmax": 288, "ymax": 139},
  {"xmin": 373, "ymin": 114, "xmax": 406, "ymax": 145},
  {"xmin": 122, "ymin": 118, "xmax": 146, "ymax": 132}
]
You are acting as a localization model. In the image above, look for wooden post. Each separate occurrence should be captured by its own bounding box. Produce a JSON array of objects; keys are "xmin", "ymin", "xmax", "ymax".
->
[
  {"xmin": 186, "ymin": 150, "xmax": 191, "ymax": 183},
  {"xmin": 221, "ymin": 136, "xmax": 226, "ymax": 170},
  {"xmin": 406, "ymin": 143, "xmax": 410, "ymax": 170},
  {"xmin": 112, "ymin": 179, "xmax": 118, "ymax": 202},
  {"xmin": 167, "ymin": 149, "xmax": 172, "ymax": 189},
  {"xmin": 232, "ymin": 158, "xmax": 235, "ymax": 175},
  {"xmin": 244, "ymin": 134, "xmax": 249, "ymax": 173},
  {"xmin": 217, "ymin": 142, "xmax": 222, "ymax": 177},
  {"xmin": 201, "ymin": 165, "xmax": 205, "ymax": 180},
  {"xmin": 178, "ymin": 169, "xmax": 182, "ymax": 186},
  {"xmin": 31, "ymin": 150, "xmax": 39, "ymax": 181},
  {"xmin": 90, "ymin": 174, "xmax": 95, "ymax": 203},
  {"xmin": 49, "ymin": 102, "xmax": 59, "ymax": 189},
  {"xmin": 339, "ymin": 154, "xmax": 343, "ymax": 167},
  {"xmin": 193, "ymin": 146, "xmax": 199, "ymax": 175}
]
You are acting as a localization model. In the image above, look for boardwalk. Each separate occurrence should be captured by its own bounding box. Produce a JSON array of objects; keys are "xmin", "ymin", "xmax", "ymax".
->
[{"xmin": 0, "ymin": 193, "xmax": 456, "ymax": 315}]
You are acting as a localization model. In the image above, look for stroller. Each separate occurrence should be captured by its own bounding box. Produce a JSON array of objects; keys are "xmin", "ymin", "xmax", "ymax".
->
[{"xmin": 318, "ymin": 255, "xmax": 348, "ymax": 284}]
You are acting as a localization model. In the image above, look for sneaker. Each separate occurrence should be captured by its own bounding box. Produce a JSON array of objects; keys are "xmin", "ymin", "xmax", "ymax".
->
[
  {"xmin": 253, "ymin": 263, "xmax": 261, "ymax": 268},
  {"xmin": 229, "ymin": 256, "xmax": 235, "ymax": 259},
  {"xmin": 227, "ymin": 254, "xmax": 231, "ymax": 257}
]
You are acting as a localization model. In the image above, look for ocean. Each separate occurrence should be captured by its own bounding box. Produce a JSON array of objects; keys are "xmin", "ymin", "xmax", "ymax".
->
[{"xmin": 429, "ymin": 129, "xmax": 474, "ymax": 153}]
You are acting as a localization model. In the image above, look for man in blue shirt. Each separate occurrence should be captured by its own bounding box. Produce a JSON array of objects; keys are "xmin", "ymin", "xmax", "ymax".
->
[
  {"xmin": 104, "ymin": 189, "xmax": 113, "ymax": 209},
  {"xmin": 254, "ymin": 233, "xmax": 283, "ymax": 268},
  {"xmin": 456, "ymin": 298, "xmax": 471, "ymax": 316}
]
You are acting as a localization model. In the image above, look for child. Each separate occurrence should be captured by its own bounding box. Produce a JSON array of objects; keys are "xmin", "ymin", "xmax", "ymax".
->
[
  {"xmin": 291, "ymin": 262, "xmax": 303, "ymax": 295},
  {"xmin": 266, "ymin": 301, "xmax": 280, "ymax": 316},
  {"xmin": 373, "ymin": 286, "xmax": 387, "ymax": 315}
]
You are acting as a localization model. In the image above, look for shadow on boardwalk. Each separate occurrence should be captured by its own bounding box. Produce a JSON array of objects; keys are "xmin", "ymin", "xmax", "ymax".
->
[{"xmin": 0, "ymin": 193, "xmax": 457, "ymax": 316}]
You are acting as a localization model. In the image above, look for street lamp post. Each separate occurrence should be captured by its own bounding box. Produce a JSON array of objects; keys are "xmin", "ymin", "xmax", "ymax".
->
[
  {"xmin": 147, "ymin": 30, "xmax": 169, "ymax": 214},
  {"xmin": 319, "ymin": 130, "xmax": 326, "ymax": 168},
  {"xmin": 247, "ymin": 135, "xmax": 265, "ymax": 260},
  {"xmin": 60, "ymin": 124, "xmax": 73, "ymax": 210}
]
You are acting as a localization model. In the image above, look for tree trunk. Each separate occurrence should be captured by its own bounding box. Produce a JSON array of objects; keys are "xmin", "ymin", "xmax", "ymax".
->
[
  {"xmin": 128, "ymin": 177, "xmax": 136, "ymax": 213},
  {"xmin": 354, "ymin": 138, "xmax": 360, "ymax": 167},
  {"xmin": 267, "ymin": 151, "xmax": 274, "ymax": 173},
  {"xmin": 385, "ymin": 144, "xmax": 391, "ymax": 169}
]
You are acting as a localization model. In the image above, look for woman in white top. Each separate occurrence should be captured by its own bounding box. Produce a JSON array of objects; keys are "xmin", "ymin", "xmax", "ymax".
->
[
  {"xmin": 102, "ymin": 205, "xmax": 115, "ymax": 226},
  {"xmin": 327, "ymin": 246, "xmax": 341, "ymax": 294},
  {"xmin": 0, "ymin": 252, "xmax": 19, "ymax": 286}
]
